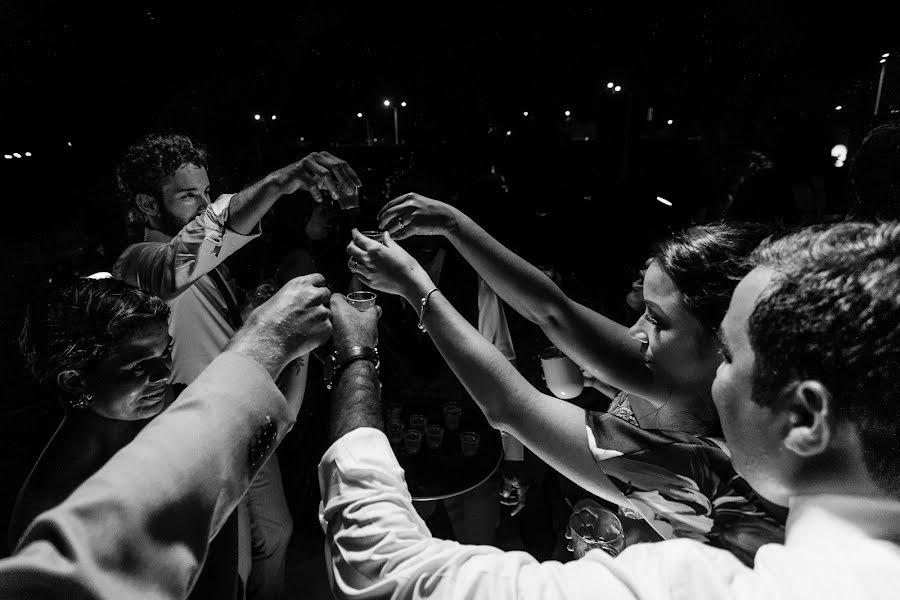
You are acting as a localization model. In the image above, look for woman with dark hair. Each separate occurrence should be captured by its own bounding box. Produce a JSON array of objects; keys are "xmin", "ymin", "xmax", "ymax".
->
[
  {"xmin": 8, "ymin": 278, "xmax": 242, "ymax": 599},
  {"xmin": 347, "ymin": 194, "xmax": 785, "ymax": 564},
  {"xmin": 9, "ymin": 278, "xmax": 173, "ymax": 547}
]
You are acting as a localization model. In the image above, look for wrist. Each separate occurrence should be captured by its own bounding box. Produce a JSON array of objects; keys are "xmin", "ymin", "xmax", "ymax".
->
[
  {"xmin": 444, "ymin": 207, "xmax": 465, "ymax": 241},
  {"xmin": 226, "ymin": 325, "xmax": 289, "ymax": 381},
  {"xmin": 401, "ymin": 268, "xmax": 436, "ymax": 306}
]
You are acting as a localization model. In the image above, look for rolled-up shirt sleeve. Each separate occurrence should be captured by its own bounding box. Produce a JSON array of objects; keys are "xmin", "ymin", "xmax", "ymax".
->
[
  {"xmin": 113, "ymin": 194, "xmax": 260, "ymax": 300},
  {"xmin": 317, "ymin": 428, "xmax": 702, "ymax": 600}
]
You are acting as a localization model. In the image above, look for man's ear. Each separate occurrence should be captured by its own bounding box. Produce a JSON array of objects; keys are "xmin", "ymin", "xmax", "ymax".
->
[
  {"xmin": 57, "ymin": 369, "xmax": 88, "ymax": 396},
  {"xmin": 782, "ymin": 380, "xmax": 833, "ymax": 457},
  {"xmin": 135, "ymin": 193, "xmax": 161, "ymax": 228}
]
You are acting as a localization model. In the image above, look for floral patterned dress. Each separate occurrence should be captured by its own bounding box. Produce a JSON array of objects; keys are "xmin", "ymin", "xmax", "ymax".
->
[{"xmin": 586, "ymin": 392, "xmax": 787, "ymax": 566}]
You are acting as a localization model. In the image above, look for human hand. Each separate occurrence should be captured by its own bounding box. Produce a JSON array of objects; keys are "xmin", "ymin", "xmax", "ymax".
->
[
  {"xmin": 230, "ymin": 274, "xmax": 333, "ymax": 377},
  {"xmin": 377, "ymin": 193, "xmax": 459, "ymax": 241},
  {"xmin": 625, "ymin": 257, "xmax": 653, "ymax": 313},
  {"xmin": 273, "ymin": 151, "xmax": 362, "ymax": 204},
  {"xmin": 500, "ymin": 460, "xmax": 532, "ymax": 516},
  {"xmin": 328, "ymin": 293, "xmax": 381, "ymax": 351},
  {"xmin": 346, "ymin": 229, "xmax": 434, "ymax": 302}
]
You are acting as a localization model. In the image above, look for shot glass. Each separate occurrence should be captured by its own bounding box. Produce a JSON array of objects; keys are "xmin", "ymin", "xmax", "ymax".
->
[
  {"xmin": 385, "ymin": 402, "xmax": 403, "ymax": 425},
  {"xmin": 360, "ymin": 230, "xmax": 386, "ymax": 244},
  {"xmin": 425, "ymin": 425, "xmax": 445, "ymax": 449},
  {"xmin": 442, "ymin": 402, "xmax": 461, "ymax": 431},
  {"xmin": 347, "ymin": 291, "xmax": 377, "ymax": 312},
  {"xmin": 565, "ymin": 501, "xmax": 626, "ymax": 558},
  {"xmin": 403, "ymin": 429, "xmax": 423, "ymax": 455},
  {"xmin": 387, "ymin": 422, "xmax": 404, "ymax": 447},
  {"xmin": 409, "ymin": 414, "xmax": 428, "ymax": 432},
  {"xmin": 460, "ymin": 431, "xmax": 480, "ymax": 457}
]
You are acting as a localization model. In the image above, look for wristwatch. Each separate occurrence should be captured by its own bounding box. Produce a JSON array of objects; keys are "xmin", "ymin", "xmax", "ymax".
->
[{"xmin": 323, "ymin": 345, "xmax": 379, "ymax": 390}]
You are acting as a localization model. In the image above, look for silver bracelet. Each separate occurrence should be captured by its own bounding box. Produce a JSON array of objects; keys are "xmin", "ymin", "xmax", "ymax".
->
[{"xmin": 417, "ymin": 288, "xmax": 440, "ymax": 332}]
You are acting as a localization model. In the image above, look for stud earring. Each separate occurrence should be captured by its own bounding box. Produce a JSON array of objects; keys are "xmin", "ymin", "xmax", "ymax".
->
[{"xmin": 72, "ymin": 393, "xmax": 94, "ymax": 409}]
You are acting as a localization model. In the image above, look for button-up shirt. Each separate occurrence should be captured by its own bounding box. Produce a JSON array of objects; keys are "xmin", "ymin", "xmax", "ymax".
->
[
  {"xmin": 114, "ymin": 194, "xmax": 259, "ymax": 386},
  {"xmin": 318, "ymin": 427, "xmax": 900, "ymax": 600}
]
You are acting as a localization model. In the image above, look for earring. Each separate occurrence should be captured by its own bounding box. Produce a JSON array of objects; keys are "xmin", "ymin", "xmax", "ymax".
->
[{"xmin": 72, "ymin": 393, "xmax": 94, "ymax": 410}]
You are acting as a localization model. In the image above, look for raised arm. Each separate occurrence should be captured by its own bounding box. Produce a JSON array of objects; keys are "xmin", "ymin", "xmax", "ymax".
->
[
  {"xmin": 113, "ymin": 153, "xmax": 360, "ymax": 301},
  {"xmin": 347, "ymin": 231, "xmax": 624, "ymax": 505},
  {"xmin": 377, "ymin": 194, "xmax": 661, "ymax": 402},
  {"xmin": 0, "ymin": 275, "xmax": 333, "ymax": 599},
  {"xmin": 319, "ymin": 297, "xmax": 664, "ymax": 600}
]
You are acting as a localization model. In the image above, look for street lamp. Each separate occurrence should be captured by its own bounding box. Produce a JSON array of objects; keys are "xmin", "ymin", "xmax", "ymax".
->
[
  {"xmin": 253, "ymin": 113, "xmax": 261, "ymax": 121},
  {"xmin": 876, "ymin": 53, "xmax": 890, "ymax": 116},
  {"xmin": 564, "ymin": 110, "xmax": 571, "ymax": 117},
  {"xmin": 607, "ymin": 82, "xmax": 614, "ymax": 89},
  {"xmin": 614, "ymin": 85, "xmax": 622, "ymax": 93},
  {"xmin": 523, "ymin": 111, "xmax": 529, "ymax": 117},
  {"xmin": 383, "ymin": 99, "xmax": 405, "ymax": 144},
  {"xmin": 357, "ymin": 112, "xmax": 372, "ymax": 144}
]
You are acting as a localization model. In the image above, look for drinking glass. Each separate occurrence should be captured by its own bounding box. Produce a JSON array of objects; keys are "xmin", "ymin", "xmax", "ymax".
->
[
  {"xmin": 347, "ymin": 291, "xmax": 377, "ymax": 311},
  {"xmin": 565, "ymin": 501, "xmax": 626, "ymax": 558},
  {"xmin": 425, "ymin": 425, "xmax": 445, "ymax": 449},
  {"xmin": 539, "ymin": 345, "xmax": 584, "ymax": 399},
  {"xmin": 442, "ymin": 402, "xmax": 461, "ymax": 431},
  {"xmin": 403, "ymin": 430, "xmax": 423, "ymax": 454},
  {"xmin": 460, "ymin": 431, "xmax": 480, "ymax": 457},
  {"xmin": 409, "ymin": 414, "xmax": 428, "ymax": 432}
]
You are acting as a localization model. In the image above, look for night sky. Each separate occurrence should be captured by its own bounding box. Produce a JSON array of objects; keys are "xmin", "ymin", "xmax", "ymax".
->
[{"xmin": 1, "ymin": 2, "xmax": 897, "ymax": 236}]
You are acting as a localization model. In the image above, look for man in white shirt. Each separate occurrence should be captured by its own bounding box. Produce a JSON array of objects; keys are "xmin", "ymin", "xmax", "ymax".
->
[
  {"xmin": 319, "ymin": 220, "xmax": 900, "ymax": 599},
  {"xmin": 114, "ymin": 133, "xmax": 360, "ymax": 599}
]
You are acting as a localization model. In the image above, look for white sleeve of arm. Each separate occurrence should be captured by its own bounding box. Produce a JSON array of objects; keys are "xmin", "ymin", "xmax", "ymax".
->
[
  {"xmin": 318, "ymin": 428, "xmax": 684, "ymax": 600},
  {"xmin": 113, "ymin": 194, "xmax": 261, "ymax": 300}
]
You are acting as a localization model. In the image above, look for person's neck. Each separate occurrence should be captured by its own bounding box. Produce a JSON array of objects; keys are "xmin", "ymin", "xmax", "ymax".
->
[
  {"xmin": 790, "ymin": 436, "xmax": 888, "ymax": 502},
  {"xmin": 64, "ymin": 407, "xmax": 148, "ymax": 449}
]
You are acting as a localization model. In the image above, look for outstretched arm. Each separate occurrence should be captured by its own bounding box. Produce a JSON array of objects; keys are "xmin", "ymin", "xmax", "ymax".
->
[
  {"xmin": 377, "ymin": 195, "xmax": 661, "ymax": 402},
  {"xmin": 347, "ymin": 231, "xmax": 624, "ymax": 504},
  {"xmin": 228, "ymin": 151, "xmax": 361, "ymax": 235}
]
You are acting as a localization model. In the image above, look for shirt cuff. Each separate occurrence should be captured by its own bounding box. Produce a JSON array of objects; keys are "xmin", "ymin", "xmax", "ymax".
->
[
  {"xmin": 209, "ymin": 193, "xmax": 263, "ymax": 240},
  {"xmin": 318, "ymin": 428, "xmax": 407, "ymax": 505}
]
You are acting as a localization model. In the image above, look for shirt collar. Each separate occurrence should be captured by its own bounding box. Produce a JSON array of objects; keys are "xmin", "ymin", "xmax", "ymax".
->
[
  {"xmin": 144, "ymin": 226, "xmax": 172, "ymax": 243},
  {"xmin": 787, "ymin": 494, "xmax": 900, "ymax": 546}
]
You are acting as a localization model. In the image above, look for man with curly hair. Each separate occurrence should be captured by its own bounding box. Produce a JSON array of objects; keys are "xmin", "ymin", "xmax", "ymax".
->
[{"xmin": 113, "ymin": 133, "xmax": 360, "ymax": 599}]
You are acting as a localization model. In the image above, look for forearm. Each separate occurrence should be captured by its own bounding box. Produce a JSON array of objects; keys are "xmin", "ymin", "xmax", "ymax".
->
[
  {"xmin": 227, "ymin": 171, "xmax": 287, "ymax": 235},
  {"xmin": 403, "ymin": 286, "xmax": 626, "ymax": 504},
  {"xmin": 329, "ymin": 360, "xmax": 382, "ymax": 442},
  {"xmin": 447, "ymin": 212, "xmax": 653, "ymax": 396},
  {"xmin": 448, "ymin": 211, "xmax": 569, "ymax": 326}
]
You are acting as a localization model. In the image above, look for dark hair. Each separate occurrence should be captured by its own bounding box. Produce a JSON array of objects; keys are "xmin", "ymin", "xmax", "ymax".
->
[
  {"xmin": 654, "ymin": 222, "xmax": 773, "ymax": 334},
  {"xmin": 20, "ymin": 278, "xmax": 170, "ymax": 388},
  {"xmin": 749, "ymin": 221, "xmax": 900, "ymax": 496},
  {"xmin": 116, "ymin": 133, "xmax": 208, "ymax": 228},
  {"xmin": 849, "ymin": 120, "xmax": 900, "ymax": 220}
]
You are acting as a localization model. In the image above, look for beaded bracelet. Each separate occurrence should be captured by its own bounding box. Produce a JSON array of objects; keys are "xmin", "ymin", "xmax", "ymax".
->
[{"xmin": 417, "ymin": 288, "xmax": 440, "ymax": 332}]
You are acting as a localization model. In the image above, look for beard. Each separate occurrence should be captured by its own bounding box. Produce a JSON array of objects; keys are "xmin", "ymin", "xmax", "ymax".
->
[{"xmin": 157, "ymin": 205, "xmax": 191, "ymax": 237}]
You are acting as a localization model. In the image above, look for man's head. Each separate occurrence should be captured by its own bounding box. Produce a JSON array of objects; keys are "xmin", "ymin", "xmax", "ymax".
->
[
  {"xmin": 712, "ymin": 222, "xmax": 900, "ymax": 505},
  {"xmin": 117, "ymin": 134, "xmax": 211, "ymax": 236},
  {"xmin": 850, "ymin": 120, "xmax": 900, "ymax": 220}
]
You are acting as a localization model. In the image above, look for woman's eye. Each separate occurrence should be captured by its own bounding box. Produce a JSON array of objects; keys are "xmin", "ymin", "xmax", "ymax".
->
[
  {"xmin": 719, "ymin": 347, "xmax": 732, "ymax": 363},
  {"xmin": 643, "ymin": 310, "xmax": 658, "ymax": 326}
]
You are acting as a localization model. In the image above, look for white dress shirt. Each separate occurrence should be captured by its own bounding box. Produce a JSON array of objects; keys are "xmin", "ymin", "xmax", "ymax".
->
[{"xmin": 319, "ymin": 427, "xmax": 900, "ymax": 600}]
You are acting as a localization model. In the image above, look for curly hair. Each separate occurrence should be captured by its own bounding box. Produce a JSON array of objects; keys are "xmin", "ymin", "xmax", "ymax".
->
[
  {"xmin": 20, "ymin": 278, "xmax": 170, "ymax": 389},
  {"xmin": 116, "ymin": 133, "xmax": 208, "ymax": 228},
  {"xmin": 653, "ymin": 222, "xmax": 774, "ymax": 334},
  {"xmin": 748, "ymin": 221, "xmax": 900, "ymax": 496}
]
